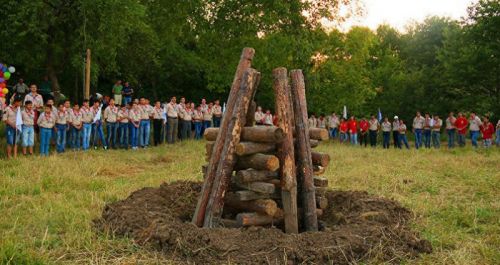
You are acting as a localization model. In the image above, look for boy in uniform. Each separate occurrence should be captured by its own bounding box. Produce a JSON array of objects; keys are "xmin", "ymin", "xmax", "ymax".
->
[
  {"xmin": 55, "ymin": 102, "xmax": 69, "ymax": 153},
  {"xmin": 117, "ymin": 104, "xmax": 130, "ymax": 149},
  {"xmin": 412, "ymin": 112, "xmax": 425, "ymax": 149},
  {"xmin": 445, "ymin": 112, "xmax": 457, "ymax": 148},
  {"xmin": 128, "ymin": 102, "xmax": 141, "ymax": 150},
  {"xmin": 212, "ymin": 100, "xmax": 222, "ymax": 128},
  {"xmin": 104, "ymin": 98, "xmax": 119, "ymax": 149},
  {"xmin": 69, "ymin": 103, "xmax": 83, "ymax": 150},
  {"xmin": 91, "ymin": 100, "xmax": 108, "ymax": 150},
  {"xmin": 327, "ymin": 112, "xmax": 339, "ymax": 139},
  {"xmin": 381, "ymin": 117, "xmax": 391, "ymax": 149},
  {"xmin": 24, "ymin": 84, "xmax": 44, "ymax": 133},
  {"xmin": 308, "ymin": 114, "xmax": 317, "ymax": 128},
  {"xmin": 181, "ymin": 102, "xmax": 193, "ymax": 140},
  {"xmin": 263, "ymin": 110, "xmax": 273, "ymax": 126},
  {"xmin": 398, "ymin": 119, "xmax": 410, "ymax": 149},
  {"xmin": 3, "ymin": 97, "xmax": 22, "ymax": 158},
  {"xmin": 469, "ymin": 112, "xmax": 482, "ymax": 148},
  {"xmin": 202, "ymin": 102, "xmax": 213, "ymax": 131},
  {"xmin": 368, "ymin": 115, "xmax": 379, "ymax": 147},
  {"xmin": 166, "ymin": 96, "xmax": 179, "ymax": 144},
  {"xmin": 80, "ymin": 99, "xmax": 94, "ymax": 150},
  {"xmin": 254, "ymin": 106, "xmax": 264, "ymax": 126},
  {"xmin": 21, "ymin": 100, "xmax": 36, "ymax": 155},
  {"xmin": 152, "ymin": 100, "xmax": 164, "ymax": 146},
  {"xmin": 193, "ymin": 105, "xmax": 203, "ymax": 140},
  {"xmin": 392, "ymin": 116, "xmax": 400, "ymax": 148},
  {"xmin": 431, "ymin": 115, "xmax": 443, "ymax": 149},
  {"xmin": 138, "ymin": 98, "xmax": 152, "ymax": 148},
  {"xmin": 37, "ymin": 104, "xmax": 56, "ymax": 156}
]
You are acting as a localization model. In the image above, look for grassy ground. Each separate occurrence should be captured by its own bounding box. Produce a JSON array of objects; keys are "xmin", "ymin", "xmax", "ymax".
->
[{"xmin": 0, "ymin": 140, "xmax": 499, "ymax": 264}]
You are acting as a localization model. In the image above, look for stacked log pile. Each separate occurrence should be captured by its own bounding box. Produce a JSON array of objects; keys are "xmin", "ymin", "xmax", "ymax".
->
[{"xmin": 193, "ymin": 48, "xmax": 331, "ymax": 233}]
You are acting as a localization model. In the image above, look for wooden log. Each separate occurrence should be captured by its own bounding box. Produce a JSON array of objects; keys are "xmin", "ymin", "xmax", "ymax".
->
[
  {"xmin": 315, "ymin": 186, "xmax": 328, "ymax": 196},
  {"xmin": 290, "ymin": 69, "xmax": 318, "ymax": 232},
  {"xmin": 236, "ymin": 181, "xmax": 276, "ymax": 194},
  {"xmin": 202, "ymin": 165, "xmax": 208, "ymax": 179},
  {"xmin": 236, "ymin": 212, "xmax": 282, "ymax": 227},
  {"xmin": 225, "ymin": 198, "xmax": 278, "ymax": 216},
  {"xmin": 313, "ymin": 165, "xmax": 326, "ymax": 176},
  {"xmin": 309, "ymin": 139, "xmax": 319, "ymax": 148},
  {"xmin": 309, "ymin": 128, "xmax": 329, "ymax": 141},
  {"xmin": 220, "ymin": 218, "xmax": 240, "ymax": 228},
  {"xmin": 204, "ymin": 127, "xmax": 285, "ymax": 143},
  {"xmin": 316, "ymin": 196, "xmax": 329, "ymax": 210},
  {"xmin": 193, "ymin": 47, "xmax": 255, "ymax": 227},
  {"xmin": 203, "ymin": 69, "xmax": 260, "ymax": 227},
  {"xmin": 234, "ymin": 169, "xmax": 278, "ymax": 183},
  {"xmin": 273, "ymin": 67, "xmax": 299, "ymax": 234},
  {"xmin": 205, "ymin": 141, "xmax": 215, "ymax": 161},
  {"xmin": 266, "ymin": 178, "xmax": 281, "ymax": 187},
  {"xmin": 311, "ymin": 152, "xmax": 330, "ymax": 167},
  {"xmin": 236, "ymin": 153, "xmax": 280, "ymax": 172},
  {"xmin": 313, "ymin": 176, "xmax": 328, "ymax": 187},
  {"xmin": 228, "ymin": 190, "xmax": 280, "ymax": 201},
  {"xmin": 235, "ymin": 142, "xmax": 276, "ymax": 156}
]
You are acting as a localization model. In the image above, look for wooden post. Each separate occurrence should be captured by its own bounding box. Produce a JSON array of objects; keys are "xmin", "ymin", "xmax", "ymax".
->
[
  {"xmin": 192, "ymin": 48, "xmax": 255, "ymax": 227},
  {"xmin": 204, "ymin": 127, "xmax": 285, "ymax": 143},
  {"xmin": 203, "ymin": 69, "xmax": 260, "ymax": 227},
  {"xmin": 85, "ymin": 49, "xmax": 91, "ymax": 99},
  {"xmin": 290, "ymin": 69, "xmax": 318, "ymax": 232},
  {"xmin": 273, "ymin": 67, "xmax": 299, "ymax": 234}
]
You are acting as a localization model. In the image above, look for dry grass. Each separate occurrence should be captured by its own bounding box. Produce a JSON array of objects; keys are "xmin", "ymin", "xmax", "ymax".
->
[{"xmin": 0, "ymin": 140, "xmax": 499, "ymax": 264}]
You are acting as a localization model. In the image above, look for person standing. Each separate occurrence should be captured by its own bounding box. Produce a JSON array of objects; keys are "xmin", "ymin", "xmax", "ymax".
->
[
  {"xmin": 317, "ymin": 114, "xmax": 327, "ymax": 129},
  {"xmin": 431, "ymin": 115, "xmax": 442, "ymax": 149},
  {"xmin": 112, "ymin": 80, "xmax": 123, "ymax": 105},
  {"xmin": 80, "ymin": 100, "xmax": 93, "ymax": 151},
  {"xmin": 254, "ymin": 106, "xmax": 265, "ymax": 125},
  {"xmin": 3, "ymin": 97, "xmax": 22, "ymax": 158},
  {"xmin": 54, "ymin": 103, "xmax": 68, "ymax": 153},
  {"xmin": 181, "ymin": 102, "xmax": 193, "ymax": 140},
  {"xmin": 21, "ymin": 100, "xmax": 36, "ymax": 155},
  {"xmin": 63, "ymin": 100, "xmax": 72, "ymax": 148},
  {"xmin": 412, "ymin": 112, "xmax": 425, "ymax": 149},
  {"xmin": 152, "ymin": 100, "xmax": 164, "ymax": 146},
  {"xmin": 24, "ymin": 84, "xmax": 44, "ymax": 132},
  {"xmin": 392, "ymin": 116, "xmax": 400, "ymax": 148},
  {"xmin": 455, "ymin": 112, "xmax": 468, "ymax": 147},
  {"xmin": 496, "ymin": 119, "xmax": 500, "ymax": 147},
  {"xmin": 423, "ymin": 113, "xmax": 432, "ymax": 149},
  {"xmin": 469, "ymin": 112, "xmax": 482, "ymax": 148},
  {"xmin": 339, "ymin": 118, "xmax": 348, "ymax": 143},
  {"xmin": 13, "ymin": 78, "xmax": 29, "ymax": 99},
  {"xmin": 91, "ymin": 100, "xmax": 108, "ymax": 150},
  {"xmin": 381, "ymin": 117, "xmax": 391, "ymax": 149},
  {"xmin": 480, "ymin": 116, "xmax": 494, "ymax": 148},
  {"xmin": 368, "ymin": 115, "xmax": 379, "ymax": 147},
  {"xmin": 212, "ymin": 100, "xmax": 222, "ymax": 128},
  {"xmin": 128, "ymin": 102, "xmax": 141, "ymax": 150},
  {"xmin": 202, "ymin": 102, "xmax": 213, "ymax": 131},
  {"xmin": 166, "ymin": 96, "xmax": 179, "ymax": 144},
  {"xmin": 398, "ymin": 119, "xmax": 410, "ymax": 149},
  {"xmin": 37, "ymin": 105, "xmax": 56, "ymax": 156},
  {"xmin": 348, "ymin": 116, "xmax": 358, "ymax": 145},
  {"xmin": 263, "ymin": 110, "xmax": 273, "ymax": 126},
  {"xmin": 308, "ymin": 114, "xmax": 317, "ymax": 128},
  {"xmin": 69, "ymin": 103, "xmax": 83, "ymax": 150},
  {"xmin": 445, "ymin": 112, "xmax": 457, "ymax": 148},
  {"xmin": 122, "ymin": 82, "xmax": 134, "ymax": 105},
  {"xmin": 327, "ymin": 112, "xmax": 339, "ymax": 139},
  {"xmin": 138, "ymin": 98, "xmax": 151, "ymax": 148},
  {"xmin": 193, "ymin": 105, "xmax": 203, "ymax": 140},
  {"xmin": 104, "ymin": 98, "xmax": 119, "ymax": 149},
  {"xmin": 359, "ymin": 117, "xmax": 369, "ymax": 147},
  {"xmin": 117, "ymin": 104, "xmax": 130, "ymax": 149}
]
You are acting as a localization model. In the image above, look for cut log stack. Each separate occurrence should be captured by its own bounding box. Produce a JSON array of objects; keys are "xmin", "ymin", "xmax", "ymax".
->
[{"xmin": 193, "ymin": 48, "xmax": 331, "ymax": 233}]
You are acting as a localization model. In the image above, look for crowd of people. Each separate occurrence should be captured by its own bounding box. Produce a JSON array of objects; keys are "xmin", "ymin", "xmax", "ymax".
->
[{"xmin": 1, "ymin": 80, "xmax": 499, "ymax": 159}]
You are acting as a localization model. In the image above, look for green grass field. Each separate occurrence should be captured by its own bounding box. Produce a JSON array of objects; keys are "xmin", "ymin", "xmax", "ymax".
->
[{"xmin": 0, "ymin": 141, "xmax": 499, "ymax": 264}]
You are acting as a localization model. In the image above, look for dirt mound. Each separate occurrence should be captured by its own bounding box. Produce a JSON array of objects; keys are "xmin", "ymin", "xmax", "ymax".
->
[{"xmin": 94, "ymin": 181, "xmax": 431, "ymax": 264}]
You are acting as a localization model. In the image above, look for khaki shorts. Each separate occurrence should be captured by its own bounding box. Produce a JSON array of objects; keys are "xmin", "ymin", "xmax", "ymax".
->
[{"xmin": 114, "ymin": 94, "xmax": 123, "ymax": 105}]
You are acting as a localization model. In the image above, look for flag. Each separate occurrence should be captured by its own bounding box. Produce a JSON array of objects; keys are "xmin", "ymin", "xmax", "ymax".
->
[
  {"xmin": 15, "ymin": 106, "xmax": 23, "ymax": 132},
  {"xmin": 223, "ymin": 102, "xmax": 226, "ymax": 113},
  {"xmin": 93, "ymin": 105, "xmax": 102, "ymax": 123},
  {"xmin": 342, "ymin": 105, "xmax": 347, "ymax": 119},
  {"xmin": 377, "ymin": 108, "xmax": 382, "ymax": 122}
]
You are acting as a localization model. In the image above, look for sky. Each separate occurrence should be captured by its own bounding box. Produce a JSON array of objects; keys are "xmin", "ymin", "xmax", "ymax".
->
[{"xmin": 337, "ymin": 0, "xmax": 477, "ymax": 31}]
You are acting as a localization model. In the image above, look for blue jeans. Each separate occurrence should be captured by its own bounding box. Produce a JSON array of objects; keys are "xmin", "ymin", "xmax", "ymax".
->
[
  {"xmin": 40, "ymin": 127, "xmax": 52, "ymax": 156},
  {"xmin": 432, "ymin": 131, "xmax": 440, "ymax": 149},
  {"xmin": 414, "ymin": 129, "xmax": 423, "ymax": 149},
  {"xmin": 350, "ymin": 133, "xmax": 358, "ymax": 145},
  {"xmin": 124, "ymin": 96, "xmax": 132, "ymax": 105},
  {"xmin": 382, "ymin": 132, "xmax": 390, "ymax": 149},
  {"xmin": 213, "ymin": 116, "xmax": 221, "ymax": 128},
  {"xmin": 22, "ymin": 125, "xmax": 35, "ymax": 147},
  {"xmin": 470, "ymin": 131, "xmax": 479, "ymax": 147},
  {"xmin": 447, "ymin": 129, "xmax": 456, "ymax": 148},
  {"xmin": 129, "ymin": 124, "xmax": 139, "ymax": 148},
  {"xmin": 82, "ymin": 123, "xmax": 92, "ymax": 150},
  {"xmin": 6, "ymin": 126, "xmax": 20, "ymax": 145},
  {"xmin": 340, "ymin": 132, "xmax": 348, "ymax": 143},
  {"xmin": 56, "ymin": 124, "xmax": 67, "ymax": 153},
  {"xmin": 399, "ymin": 134, "xmax": 410, "ymax": 149},
  {"xmin": 423, "ymin": 129, "xmax": 431, "ymax": 148},
  {"xmin": 71, "ymin": 127, "xmax": 82, "ymax": 150},
  {"xmin": 458, "ymin": 133, "xmax": 466, "ymax": 147},
  {"xmin": 194, "ymin": 122, "xmax": 203, "ymax": 140},
  {"xmin": 203, "ymin": 120, "xmax": 211, "ymax": 133},
  {"xmin": 119, "ymin": 123, "xmax": 129, "ymax": 148},
  {"xmin": 106, "ymin": 122, "xmax": 118, "ymax": 148},
  {"xmin": 496, "ymin": 130, "xmax": 500, "ymax": 147},
  {"xmin": 139, "ymin": 120, "xmax": 150, "ymax": 147},
  {"xmin": 92, "ymin": 122, "xmax": 108, "ymax": 148},
  {"xmin": 483, "ymin": 139, "xmax": 492, "ymax": 148},
  {"xmin": 329, "ymin": 128, "xmax": 338, "ymax": 139}
]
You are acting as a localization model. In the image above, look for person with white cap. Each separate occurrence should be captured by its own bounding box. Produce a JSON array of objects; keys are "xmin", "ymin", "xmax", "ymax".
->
[{"xmin": 392, "ymin": 116, "xmax": 400, "ymax": 148}]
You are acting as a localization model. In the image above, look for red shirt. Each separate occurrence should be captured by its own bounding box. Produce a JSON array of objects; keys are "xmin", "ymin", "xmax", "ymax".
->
[
  {"xmin": 359, "ymin": 120, "xmax": 369, "ymax": 132},
  {"xmin": 348, "ymin": 120, "xmax": 358, "ymax": 133},
  {"xmin": 340, "ymin": 121, "xmax": 348, "ymax": 133},
  {"xmin": 455, "ymin": 117, "xmax": 468, "ymax": 135},
  {"xmin": 480, "ymin": 123, "xmax": 494, "ymax": 139}
]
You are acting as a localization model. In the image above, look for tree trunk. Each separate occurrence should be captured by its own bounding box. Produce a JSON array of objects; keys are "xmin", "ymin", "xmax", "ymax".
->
[
  {"xmin": 290, "ymin": 69, "xmax": 318, "ymax": 232},
  {"xmin": 235, "ymin": 153, "xmax": 280, "ymax": 172},
  {"xmin": 236, "ymin": 212, "xmax": 282, "ymax": 227},
  {"xmin": 308, "ymin": 128, "xmax": 329, "ymax": 141},
  {"xmin": 273, "ymin": 67, "xmax": 299, "ymax": 234},
  {"xmin": 311, "ymin": 152, "xmax": 330, "ymax": 167},
  {"xmin": 192, "ymin": 48, "xmax": 255, "ymax": 227}
]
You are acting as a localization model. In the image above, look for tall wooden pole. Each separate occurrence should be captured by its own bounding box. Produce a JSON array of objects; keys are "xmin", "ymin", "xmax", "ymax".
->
[
  {"xmin": 272, "ymin": 67, "xmax": 299, "ymax": 234},
  {"xmin": 85, "ymin": 49, "xmax": 91, "ymax": 99}
]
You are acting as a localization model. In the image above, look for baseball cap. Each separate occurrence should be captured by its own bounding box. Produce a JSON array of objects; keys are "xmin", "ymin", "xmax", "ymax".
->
[{"xmin": 394, "ymin": 116, "xmax": 399, "ymax": 119}]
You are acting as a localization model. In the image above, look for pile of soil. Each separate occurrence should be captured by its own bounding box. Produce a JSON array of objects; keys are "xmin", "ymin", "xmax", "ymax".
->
[{"xmin": 94, "ymin": 181, "xmax": 432, "ymax": 264}]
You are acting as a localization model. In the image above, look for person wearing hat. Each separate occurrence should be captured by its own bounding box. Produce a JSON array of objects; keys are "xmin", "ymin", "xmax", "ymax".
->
[
  {"xmin": 392, "ymin": 116, "xmax": 400, "ymax": 148},
  {"xmin": 381, "ymin": 117, "xmax": 391, "ymax": 149}
]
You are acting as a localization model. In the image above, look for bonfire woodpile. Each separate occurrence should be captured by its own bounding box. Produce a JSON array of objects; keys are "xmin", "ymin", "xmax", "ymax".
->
[{"xmin": 192, "ymin": 48, "xmax": 331, "ymax": 233}]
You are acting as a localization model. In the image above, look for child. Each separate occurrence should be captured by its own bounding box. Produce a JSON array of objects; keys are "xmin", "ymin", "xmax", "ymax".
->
[
  {"xmin": 91, "ymin": 100, "xmax": 108, "ymax": 150},
  {"xmin": 21, "ymin": 100, "xmax": 35, "ymax": 155},
  {"xmin": 398, "ymin": 119, "xmax": 410, "ymax": 149},
  {"xmin": 152, "ymin": 100, "xmax": 164, "ymax": 146},
  {"xmin": 193, "ymin": 105, "xmax": 203, "ymax": 140},
  {"xmin": 81, "ymin": 99, "xmax": 93, "ymax": 150},
  {"xmin": 55, "ymin": 103, "xmax": 68, "ymax": 153},
  {"xmin": 104, "ymin": 98, "xmax": 119, "ymax": 149},
  {"xmin": 37, "ymin": 105, "xmax": 56, "ymax": 156},
  {"xmin": 339, "ymin": 118, "xmax": 348, "ymax": 143},
  {"xmin": 70, "ymin": 103, "xmax": 83, "ymax": 150},
  {"xmin": 3, "ymin": 97, "xmax": 22, "ymax": 158},
  {"xmin": 117, "ymin": 104, "xmax": 129, "ymax": 149},
  {"xmin": 480, "ymin": 116, "xmax": 494, "ymax": 148},
  {"xmin": 128, "ymin": 102, "xmax": 141, "ymax": 150}
]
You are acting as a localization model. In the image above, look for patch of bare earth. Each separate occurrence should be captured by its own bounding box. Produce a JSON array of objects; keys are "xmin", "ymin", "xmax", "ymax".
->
[{"xmin": 94, "ymin": 181, "xmax": 431, "ymax": 264}]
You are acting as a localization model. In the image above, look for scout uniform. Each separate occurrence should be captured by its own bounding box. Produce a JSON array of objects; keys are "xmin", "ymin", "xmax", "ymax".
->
[
  {"xmin": 138, "ymin": 104, "xmax": 152, "ymax": 147},
  {"xmin": 118, "ymin": 107, "xmax": 129, "ymax": 148},
  {"xmin": 21, "ymin": 108, "xmax": 35, "ymax": 148},
  {"xmin": 181, "ymin": 107, "xmax": 193, "ymax": 140},
  {"xmin": 263, "ymin": 113, "xmax": 273, "ymax": 126},
  {"xmin": 80, "ymin": 106, "xmax": 94, "ymax": 150},
  {"xmin": 91, "ymin": 105, "xmax": 107, "ymax": 149},
  {"xmin": 70, "ymin": 109, "xmax": 83, "ymax": 150},
  {"xmin": 392, "ymin": 119, "xmax": 400, "ymax": 148},
  {"xmin": 104, "ymin": 104, "xmax": 119, "ymax": 148},
  {"xmin": 431, "ymin": 118, "xmax": 442, "ymax": 148},
  {"xmin": 308, "ymin": 117, "xmax": 317, "ymax": 128},
  {"xmin": 368, "ymin": 118, "xmax": 379, "ymax": 147},
  {"xmin": 327, "ymin": 115, "xmax": 339, "ymax": 138},
  {"xmin": 193, "ymin": 109, "xmax": 203, "ymax": 140},
  {"xmin": 3, "ymin": 106, "xmax": 20, "ymax": 146},
  {"xmin": 37, "ymin": 111, "xmax": 56, "ymax": 156},
  {"xmin": 317, "ymin": 118, "xmax": 326, "ymax": 129},
  {"xmin": 398, "ymin": 123, "xmax": 410, "ymax": 149},
  {"xmin": 212, "ymin": 104, "xmax": 222, "ymax": 128},
  {"xmin": 152, "ymin": 105, "xmax": 165, "ymax": 146},
  {"xmin": 165, "ymin": 102, "xmax": 179, "ymax": 144},
  {"xmin": 469, "ymin": 116, "xmax": 482, "ymax": 147},
  {"xmin": 413, "ymin": 115, "xmax": 425, "ymax": 149},
  {"xmin": 202, "ymin": 106, "xmax": 213, "ymax": 130},
  {"xmin": 128, "ymin": 107, "xmax": 142, "ymax": 149},
  {"xmin": 381, "ymin": 121, "xmax": 391, "ymax": 149},
  {"xmin": 446, "ymin": 116, "xmax": 457, "ymax": 148},
  {"xmin": 55, "ymin": 108, "xmax": 68, "ymax": 153},
  {"xmin": 254, "ymin": 111, "xmax": 264, "ymax": 125}
]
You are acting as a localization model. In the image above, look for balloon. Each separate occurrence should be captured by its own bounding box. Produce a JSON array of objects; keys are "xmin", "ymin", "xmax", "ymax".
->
[
  {"xmin": 8, "ymin": 66, "xmax": 15, "ymax": 73},
  {"xmin": 4, "ymin": 72, "xmax": 10, "ymax": 80},
  {"xmin": 0, "ymin": 63, "xmax": 3, "ymax": 69},
  {"xmin": 0, "ymin": 78, "xmax": 3, "ymax": 83},
  {"xmin": 0, "ymin": 71, "xmax": 3, "ymax": 77},
  {"xmin": 0, "ymin": 93, "xmax": 4, "ymax": 98},
  {"xmin": 0, "ymin": 83, "xmax": 5, "ymax": 89},
  {"xmin": 2, "ymin": 88, "xmax": 7, "ymax": 95},
  {"xmin": 2, "ymin": 66, "xmax": 6, "ymax": 72}
]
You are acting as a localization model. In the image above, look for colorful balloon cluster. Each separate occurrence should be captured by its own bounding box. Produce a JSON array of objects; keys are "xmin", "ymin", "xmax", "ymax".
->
[{"xmin": 0, "ymin": 63, "xmax": 15, "ymax": 98}]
